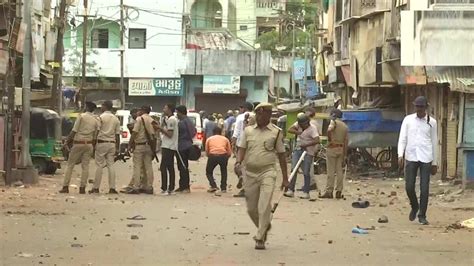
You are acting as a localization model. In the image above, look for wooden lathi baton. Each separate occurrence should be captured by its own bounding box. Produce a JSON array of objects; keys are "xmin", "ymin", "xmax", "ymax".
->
[{"xmin": 271, "ymin": 150, "xmax": 307, "ymax": 214}]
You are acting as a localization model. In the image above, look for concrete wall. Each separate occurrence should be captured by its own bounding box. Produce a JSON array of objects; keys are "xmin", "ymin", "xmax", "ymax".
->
[
  {"xmin": 65, "ymin": 18, "xmax": 121, "ymax": 49},
  {"xmin": 401, "ymin": 10, "xmax": 474, "ymax": 66},
  {"xmin": 183, "ymin": 49, "xmax": 271, "ymax": 76},
  {"xmin": 235, "ymin": 0, "xmax": 257, "ymax": 45},
  {"xmin": 63, "ymin": 0, "xmax": 184, "ymax": 79}
]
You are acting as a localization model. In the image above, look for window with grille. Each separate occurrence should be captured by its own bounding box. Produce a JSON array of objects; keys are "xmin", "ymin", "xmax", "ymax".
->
[
  {"xmin": 361, "ymin": 0, "xmax": 376, "ymax": 8},
  {"xmin": 91, "ymin": 28, "xmax": 109, "ymax": 48},
  {"xmin": 129, "ymin": 28, "xmax": 146, "ymax": 49}
]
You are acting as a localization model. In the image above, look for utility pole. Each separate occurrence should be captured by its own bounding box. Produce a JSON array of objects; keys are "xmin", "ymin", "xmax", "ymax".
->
[
  {"xmin": 19, "ymin": 0, "xmax": 37, "ymax": 179},
  {"xmin": 291, "ymin": 21, "xmax": 296, "ymax": 100},
  {"xmin": 52, "ymin": 0, "xmax": 67, "ymax": 140},
  {"xmin": 18, "ymin": 0, "xmax": 38, "ymax": 183},
  {"xmin": 302, "ymin": 34, "xmax": 309, "ymax": 104},
  {"xmin": 119, "ymin": 0, "xmax": 125, "ymax": 108},
  {"xmin": 81, "ymin": 0, "xmax": 88, "ymax": 104},
  {"xmin": 5, "ymin": 2, "xmax": 17, "ymax": 183}
]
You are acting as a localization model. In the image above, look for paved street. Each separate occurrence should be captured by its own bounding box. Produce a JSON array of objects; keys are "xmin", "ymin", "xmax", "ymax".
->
[{"xmin": 1, "ymin": 158, "xmax": 473, "ymax": 265}]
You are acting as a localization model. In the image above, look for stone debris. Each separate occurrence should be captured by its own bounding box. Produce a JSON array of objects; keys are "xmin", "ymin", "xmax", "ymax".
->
[
  {"xmin": 131, "ymin": 235, "xmax": 139, "ymax": 240},
  {"xmin": 378, "ymin": 215, "xmax": 389, "ymax": 223},
  {"xmin": 127, "ymin": 223, "xmax": 143, "ymax": 228}
]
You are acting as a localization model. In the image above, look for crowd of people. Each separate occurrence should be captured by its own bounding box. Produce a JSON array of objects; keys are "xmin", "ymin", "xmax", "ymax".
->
[{"xmin": 57, "ymin": 95, "xmax": 438, "ymax": 249}]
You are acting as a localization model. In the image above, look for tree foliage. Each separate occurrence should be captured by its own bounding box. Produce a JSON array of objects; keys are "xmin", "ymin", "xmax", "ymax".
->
[{"xmin": 256, "ymin": 0, "xmax": 319, "ymax": 56}]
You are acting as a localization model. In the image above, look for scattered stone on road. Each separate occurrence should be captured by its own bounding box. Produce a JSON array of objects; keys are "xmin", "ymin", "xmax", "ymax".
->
[
  {"xmin": 127, "ymin": 223, "xmax": 143, "ymax": 228},
  {"xmin": 378, "ymin": 215, "xmax": 389, "ymax": 223},
  {"xmin": 131, "ymin": 235, "xmax": 139, "ymax": 240}
]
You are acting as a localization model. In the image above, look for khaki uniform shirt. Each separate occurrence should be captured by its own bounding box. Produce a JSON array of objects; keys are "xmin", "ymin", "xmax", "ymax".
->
[
  {"xmin": 133, "ymin": 113, "xmax": 156, "ymax": 143},
  {"xmin": 97, "ymin": 111, "xmax": 121, "ymax": 142},
  {"xmin": 72, "ymin": 112, "xmax": 99, "ymax": 141},
  {"xmin": 328, "ymin": 119, "xmax": 348, "ymax": 154},
  {"xmin": 238, "ymin": 123, "xmax": 285, "ymax": 173}
]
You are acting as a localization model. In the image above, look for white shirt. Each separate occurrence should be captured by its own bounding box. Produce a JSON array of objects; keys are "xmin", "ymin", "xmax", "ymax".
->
[
  {"xmin": 398, "ymin": 113, "xmax": 438, "ymax": 165},
  {"xmin": 232, "ymin": 112, "xmax": 248, "ymax": 142},
  {"xmin": 161, "ymin": 115, "xmax": 178, "ymax": 151}
]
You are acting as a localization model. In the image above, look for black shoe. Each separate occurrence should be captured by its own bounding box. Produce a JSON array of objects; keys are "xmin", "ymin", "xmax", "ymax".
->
[
  {"xmin": 207, "ymin": 187, "xmax": 218, "ymax": 193},
  {"xmin": 108, "ymin": 189, "xmax": 119, "ymax": 194},
  {"xmin": 319, "ymin": 192, "xmax": 333, "ymax": 199},
  {"xmin": 123, "ymin": 188, "xmax": 140, "ymax": 194},
  {"xmin": 335, "ymin": 191, "xmax": 344, "ymax": 199},
  {"xmin": 59, "ymin": 186, "xmax": 69, "ymax": 193},
  {"xmin": 174, "ymin": 188, "xmax": 184, "ymax": 193},
  {"xmin": 79, "ymin": 187, "xmax": 86, "ymax": 194},
  {"xmin": 255, "ymin": 239, "xmax": 266, "ymax": 250},
  {"xmin": 143, "ymin": 188, "xmax": 154, "ymax": 195},
  {"xmin": 236, "ymin": 177, "xmax": 243, "ymax": 189},
  {"xmin": 120, "ymin": 186, "xmax": 133, "ymax": 193},
  {"xmin": 419, "ymin": 217, "xmax": 429, "ymax": 225},
  {"xmin": 233, "ymin": 189, "xmax": 245, "ymax": 198},
  {"xmin": 297, "ymin": 184, "xmax": 318, "ymax": 192},
  {"xmin": 409, "ymin": 208, "xmax": 418, "ymax": 221},
  {"xmin": 89, "ymin": 188, "xmax": 99, "ymax": 194}
]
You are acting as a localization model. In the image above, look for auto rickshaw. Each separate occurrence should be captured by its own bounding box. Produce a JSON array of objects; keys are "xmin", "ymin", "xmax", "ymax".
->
[{"xmin": 30, "ymin": 108, "xmax": 64, "ymax": 174}]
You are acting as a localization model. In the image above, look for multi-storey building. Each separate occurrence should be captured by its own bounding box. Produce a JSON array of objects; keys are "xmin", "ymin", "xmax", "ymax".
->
[{"xmin": 319, "ymin": 0, "xmax": 474, "ymax": 184}]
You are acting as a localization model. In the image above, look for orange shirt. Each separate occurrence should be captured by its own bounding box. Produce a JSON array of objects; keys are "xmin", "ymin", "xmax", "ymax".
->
[{"xmin": 206, "ymin": 135, "xmax": 232, "ymax": 156}]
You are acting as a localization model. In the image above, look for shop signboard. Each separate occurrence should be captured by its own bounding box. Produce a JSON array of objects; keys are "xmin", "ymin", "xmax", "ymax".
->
[
  {"xmin": 203, "ymin": 75, "xmax": 240, "ymax": 94},
  {"xmin": 128, "ymin": 78, "xmax": 183, "ymax": 96}
]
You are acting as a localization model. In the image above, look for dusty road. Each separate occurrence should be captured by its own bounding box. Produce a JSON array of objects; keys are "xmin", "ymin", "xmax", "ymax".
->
[{"xmin": 1, "ymin": 158, "xmax": 473, "ymax": 265}]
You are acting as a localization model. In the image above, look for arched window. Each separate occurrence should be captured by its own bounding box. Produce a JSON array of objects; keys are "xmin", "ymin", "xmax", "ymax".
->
[{"xmin": 190, "ymin": 0, "xmax": 223, "ymax": 28}]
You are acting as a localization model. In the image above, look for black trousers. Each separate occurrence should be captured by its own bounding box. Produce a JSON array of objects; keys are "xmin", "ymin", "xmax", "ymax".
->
[
  {"xmin": 176, "ymin": 148, "xmax": 190, "ymax": 189},
  {"xmin": 206, "ymin": 155, "xmax": 229, "ymax": 190},
  {"xmin": 405, "ymin": 161, "xmax": 432, "ymax": 219},
  {"xmin": 160, "ymin": 148, "xmax": 176, "ymax": 192}
]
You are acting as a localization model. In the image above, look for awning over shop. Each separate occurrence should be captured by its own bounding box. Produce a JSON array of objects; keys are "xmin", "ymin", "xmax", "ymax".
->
[{"xmin": 426, "ymin": 66, "xmax": 474, "ymax": 93}]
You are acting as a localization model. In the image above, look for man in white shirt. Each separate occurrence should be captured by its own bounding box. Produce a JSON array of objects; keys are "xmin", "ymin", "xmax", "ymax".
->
[
  {"xmin": 398, "ymin": 96, "xmax": 438, "ymax": 225},
  {"xmin": 231, "ymin": 102, "xmax": 254, "ymax": 197},
  {"xmin": 156, "ymin": 103, "xmax": 179, "ymax": 195}
]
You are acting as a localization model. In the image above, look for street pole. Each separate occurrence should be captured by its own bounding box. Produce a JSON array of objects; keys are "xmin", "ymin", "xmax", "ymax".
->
[
  {"xmin": 81, "ymin": 0, "xmax": 88, "ymax": 105},
  {"xmin": 276, "ymin": 55, "xmax": 280, "ymax": 103},
  {"xmin": 52, "ymin": 0, "xmax": 67, "ymax": 140},
  {"xmin": 291, "ymin": 22, "xmax": 296, "ymax": 100},
  {"xmin": 120, "ymin": 0, "xmax": 126, "ymax": 108},
  {"xmin": 20, "ymin": 0, "xmax": 33, "ymax": 169},
  {"xmin": 302, "ymin": 35, "xmax": 308, "ymax": 104}
]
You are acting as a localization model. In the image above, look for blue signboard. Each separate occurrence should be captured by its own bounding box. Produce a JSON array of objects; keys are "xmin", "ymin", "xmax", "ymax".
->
[
  {"xmin": 298, "ymin": 80, "xmax": 319, "ymax": 99},
  {"xmin": 293, "ymin": 59, "xmax": 312, "ymax": 80}
]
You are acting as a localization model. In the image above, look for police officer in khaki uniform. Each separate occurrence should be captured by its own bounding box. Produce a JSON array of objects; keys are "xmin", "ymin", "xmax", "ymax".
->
[
  {"xmin": 124, "ymin": 105, "xmax": 156, "ymax": 194},
  {"xmin": 120, "ymin": 108, "xmax": 147, "ymax": 192},
  {"xmin": 235, "ymin": 103, "xmax": 289, "ymax": 250},
  {"xmin": 60, "ymin": 102, "xmax": 99, "ymax": 194},
  {"xmin": 320, "ymin": 109, "xmax": 349, "ymax": 199},
  {"xmin": 89, "ymin": 101, "xmax": 121, "ymax": 194}
]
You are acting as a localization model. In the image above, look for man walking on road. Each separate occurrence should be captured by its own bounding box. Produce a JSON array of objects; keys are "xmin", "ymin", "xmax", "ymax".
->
[
  {"xmin": 156, "ymin": 103, "xmax": 179, "ymax": 195},
  {"xmin": 320, "ymin": 109, "xmax": 348, "ymax": 199},
  {"xmin": 285, "ymin": 113, "xmax": 320, "ymax": 199},
  {"xmin": 398, "ymin": 96, "xmax": 438, "ymax": 225},
  {"xmin": 205, "ymin": 127, "xmax": 232, "ymax": 193},
  {"xmin": 124, "ymin": 105, "xmax": 156, "ymax": 194},
  {"xmin": 235, "ymin": 103, "xmax": 288, "ymax": 250},
  {"xmin": 60, "ymin": 102, "xmax": 99, "ymax": 194},
  {"xmin": 175, "ymin": 105, "xmax": 196, "ymax": 193},
  {"xmin": 89, "ymin": 101, "xmax": 120, "ymax": 194},
  {"xmin": 232, "ymin": 102, "xmax": 254, "ymax": 197}
]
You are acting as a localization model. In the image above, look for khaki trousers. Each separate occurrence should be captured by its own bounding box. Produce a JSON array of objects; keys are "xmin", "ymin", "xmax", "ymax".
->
[
  {"xmin": 244, "ymin": 168, "xmax": 276, "ymax": 241},
  {"xmin": 94, "ymin": 143, "xmax": 116, "ymax": 190},
  {"xmin": 132, "ymin": 144, "xmax": 154, "ymax": 190},
  {"xmin": 63, "ymin": 144, "xmax": 93, "ymax": 187},
  {"xmin": 325, "ymin": 147, "xmax": 344, "ymax": 193}
]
